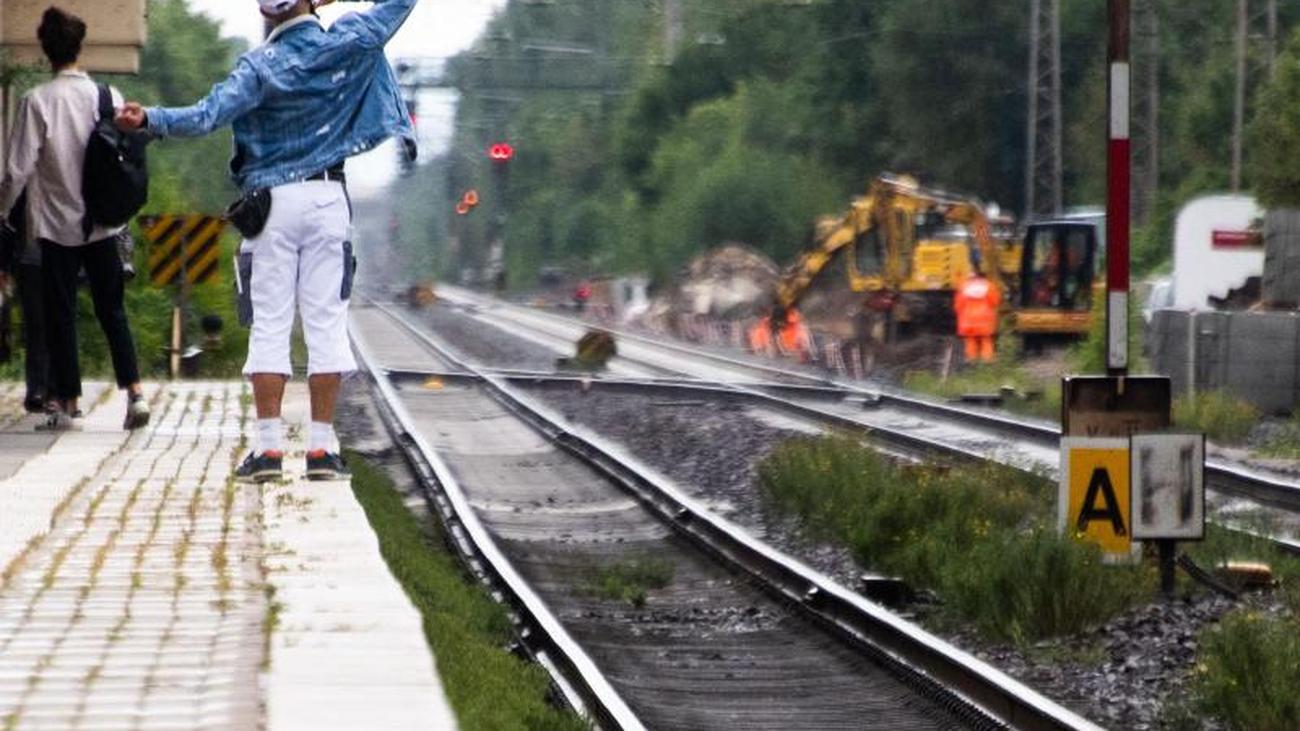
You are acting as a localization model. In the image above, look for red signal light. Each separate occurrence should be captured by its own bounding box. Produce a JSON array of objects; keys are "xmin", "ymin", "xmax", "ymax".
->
[{"xmin": 488, "ymin": 143, "xmax": 515, "ymax": 162}]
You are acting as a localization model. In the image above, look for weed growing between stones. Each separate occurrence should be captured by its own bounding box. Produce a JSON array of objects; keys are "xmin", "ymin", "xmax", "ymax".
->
[
  {"xmin": 260, "ymin": 583, "xmax": 283, "ymax": 671},
  {"xmin": 586, "ymin": 557, "xmax": 675, "ymax": 608},
  {"xmin": 42, "ymin": 484, "xmax": 112, "ymax": 592}
]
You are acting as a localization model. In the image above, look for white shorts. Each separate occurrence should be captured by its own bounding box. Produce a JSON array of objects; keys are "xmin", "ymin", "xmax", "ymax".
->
[{"xmin": 240, "ymin": 180, "xmax": 357, "ymax": 377}]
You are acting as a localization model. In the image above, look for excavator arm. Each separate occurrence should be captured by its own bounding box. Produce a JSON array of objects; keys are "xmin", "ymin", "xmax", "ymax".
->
[
  {"xmin": 774, "ymin": 194, "xmax": 879, "ymax": 313},
  {"xmin": 941, "ymin": 202, "xmax": 1006, "ymax": 294}
]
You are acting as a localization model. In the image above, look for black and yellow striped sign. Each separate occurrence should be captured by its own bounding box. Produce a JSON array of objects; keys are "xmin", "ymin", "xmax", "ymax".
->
[{"xmin": 139, "ymin": 215, "xmax": 227, "ymax": 287}]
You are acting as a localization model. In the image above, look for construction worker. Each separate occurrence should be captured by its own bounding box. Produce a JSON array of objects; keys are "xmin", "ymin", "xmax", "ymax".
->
[
  {"xmin": 954, "ymin": 271, "xmax": 1000, "ymax": 363},
  {"xmin": 777, "ymin": 308, "xmax": 812, "ymax": 361},
  {"xmin": 573, "ymin": 280, "xmax": 592, "ymax": 313}
]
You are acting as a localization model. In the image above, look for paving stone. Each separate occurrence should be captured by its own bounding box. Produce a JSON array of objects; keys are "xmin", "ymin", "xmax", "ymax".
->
[
  {"xmin": 1, "ymin": 381, "xmax": 460, "ymax": 730},
  {"xmin": 0, "ymin": 384, "xmax": 262, "ymax": 731}
]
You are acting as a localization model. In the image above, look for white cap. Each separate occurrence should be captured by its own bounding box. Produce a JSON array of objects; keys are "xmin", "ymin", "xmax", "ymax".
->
[{"xmin": 258, "ymin": 0, "xmax": 299, "ymax": 15}]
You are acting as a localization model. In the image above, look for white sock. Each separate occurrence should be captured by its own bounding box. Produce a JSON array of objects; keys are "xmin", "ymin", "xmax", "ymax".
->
[
  {"xmin": 308, "ymin": 422, "xmax": 336, "ymax": 453},
  {"xmin": 257, "ymin": 418, "xmax": 283, "ymax": 454}
]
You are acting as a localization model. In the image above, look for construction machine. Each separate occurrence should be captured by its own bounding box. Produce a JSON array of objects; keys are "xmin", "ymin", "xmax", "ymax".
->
[
  {"xmin": 1012, "ymin": 210, "xmax": 1104, "ymax": 343},
  {"xmin": 758, "ymin": 175, "xmax": 1018, "ymax": 349},
  {"xmin": 401, "ymin": 282, "xmax": 437, "ymax": 308}
]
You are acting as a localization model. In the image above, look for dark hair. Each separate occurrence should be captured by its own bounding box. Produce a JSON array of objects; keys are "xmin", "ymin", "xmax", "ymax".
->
[{"xmin": 38, "ymin": 7, "xmax": 86, "ymax": 70}]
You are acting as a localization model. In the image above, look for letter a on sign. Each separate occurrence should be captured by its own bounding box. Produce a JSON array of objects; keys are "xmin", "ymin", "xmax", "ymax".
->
[
  {"xmin": 1077, "ymin": 468, "xmax": 1126, "ymax": 536},
  {"xmin": 1059, "ymin": 438, "xmax": 1134, "ymax": 559}
]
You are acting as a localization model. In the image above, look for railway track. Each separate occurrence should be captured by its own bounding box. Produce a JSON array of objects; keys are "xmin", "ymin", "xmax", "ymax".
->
[
  {"xmin": 350, "ymin": 302, "xmax": 1102, "ymax": 731},
  {"xmin": 424, "ymin": 285, "xmax": 1300, "ymax": 551}
]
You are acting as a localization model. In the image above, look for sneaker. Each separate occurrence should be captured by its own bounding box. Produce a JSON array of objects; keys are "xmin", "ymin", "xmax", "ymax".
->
[
  {"xmin": 124, "ymin": 395, "xmax": 150, "ymax": 431},
  {"xmin": 305, "ymin": 450, "xmax": 350, "ymax": 481},
  {"xmin": 235, "ymin": 450, "xmax": 284, "ymax": 484},
  {"xmin": 36, "ymin": 408, "xmax": 82, "ymax": 432}
]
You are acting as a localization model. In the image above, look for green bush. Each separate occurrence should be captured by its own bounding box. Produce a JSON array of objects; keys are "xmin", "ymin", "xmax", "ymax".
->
[
  {"xmin": 1195, "ymin": 612, "xmax": 1300, "ymax": 731},
  {"xmin": 943, "ymin": 528, "xmax": 1144, "ymax": 642},
  {"xmin": 1173, "ymin": 391, "xmax": 1259, "ymax": 445},
  {"xmin": 758, "ymin": 437, "xmax": 1146, "ymax": 641}
]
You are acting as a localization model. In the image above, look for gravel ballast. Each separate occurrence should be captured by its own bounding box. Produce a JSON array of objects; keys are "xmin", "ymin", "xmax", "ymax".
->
[{"xmin": 415, "ymin": 302, "xmax": 562, "ymax": 372}]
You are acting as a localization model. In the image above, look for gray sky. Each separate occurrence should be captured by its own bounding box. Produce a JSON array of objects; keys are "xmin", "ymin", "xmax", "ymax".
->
[{"xmin": 185, "ymin": 0, "xmax": 505, "ymax": 196}]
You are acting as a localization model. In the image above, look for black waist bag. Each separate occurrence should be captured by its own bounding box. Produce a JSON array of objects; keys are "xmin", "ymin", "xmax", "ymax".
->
[
  {"xmin": 83, "ymin": 84, "xmax": 148, "ymax": 240},
  {"xmin": 224, "ymin": 188, "xmax": 272, "ymax": 239}
]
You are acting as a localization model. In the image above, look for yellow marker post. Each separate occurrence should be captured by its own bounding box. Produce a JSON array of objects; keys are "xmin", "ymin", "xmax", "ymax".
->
[
  {"xmin": 137, "ymin": 213, "xmax": 228, "ymax": 379},
  {"xmin": 1059, "ymin": 437, "xmax": 1136, "ymax": 560}
]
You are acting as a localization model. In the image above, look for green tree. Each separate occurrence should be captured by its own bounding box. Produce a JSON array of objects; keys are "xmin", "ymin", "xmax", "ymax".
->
[{"xmin": 1249, "ymin": 30, "xmax": 1300, "ymax": 208}]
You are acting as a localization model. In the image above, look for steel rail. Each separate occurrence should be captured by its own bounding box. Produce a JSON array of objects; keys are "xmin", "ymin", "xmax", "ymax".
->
[
  {"xmin": 384, "ymin": 366, "xmax": 850, "ymax": 399},
  {"xmin": 352, "ymin": 328, "xmax": 647, "ymax": 731},
  {"xmin": 373, "ymin": 301, "xmax": 1105, "ymax": 731},
  {"xmin": 434, "ymin": 286, "xmax": 1300, "ymax": 514}
]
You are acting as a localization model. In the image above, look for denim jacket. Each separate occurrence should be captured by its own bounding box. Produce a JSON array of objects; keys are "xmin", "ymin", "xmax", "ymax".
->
[{"xmin": 146, "ymin": 0, "xmax": 417, "ymax": 192}]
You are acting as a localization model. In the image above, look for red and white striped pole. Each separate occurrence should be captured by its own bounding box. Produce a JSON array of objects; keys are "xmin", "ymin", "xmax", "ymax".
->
[{"xmin": 1106, "ymin": 0, "xmax": 1131, "ymax": 375}]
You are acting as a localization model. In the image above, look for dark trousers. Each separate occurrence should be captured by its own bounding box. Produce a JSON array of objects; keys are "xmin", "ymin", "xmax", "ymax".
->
[
  {"xmin": 16, "ymin": 262, "xmax": 50, "ymax": 402},
  {"xmin": 41, "ymin": 238, "xmax": 140, "ymax": 400}
]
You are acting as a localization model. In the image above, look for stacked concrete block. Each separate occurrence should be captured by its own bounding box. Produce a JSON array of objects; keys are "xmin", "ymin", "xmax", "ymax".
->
[
  {"xmin": 1225, "ymin": 311, "xmax": 1300, "ymax": 413},
  {"xmin": 1196, "ymin": 311, "xmax": 1233, "ymax": 394},
  {"xmin": 1149, "ymin": 309, "xmax": 1300, "ymax": 414},
  {"xmin": 1262, "ymin": 209, "xmax": 1300, "ymax": 308},
  {"xmin": 1148, "ymin": 310, "xmax": 1192, "ymax": 395}
]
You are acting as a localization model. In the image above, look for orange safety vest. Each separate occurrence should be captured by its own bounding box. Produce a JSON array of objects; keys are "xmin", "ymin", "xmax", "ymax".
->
[
  {"xmin": 953, "ymin": 276, "xmax": 1001, "ymax": 337},
  {"xmin": 778, "ymin": 310, "xmax": 808, "ymax": 354}
]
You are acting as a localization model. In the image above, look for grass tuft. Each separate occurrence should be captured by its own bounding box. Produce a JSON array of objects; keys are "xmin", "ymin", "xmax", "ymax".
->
[
  {"xmin": 758, "ymin": 436, "xmax": 1148, "ymax": 642},
  {"xmin": 587, "ymin": 558, "xmax": 674, "ymax": 608},
  {"xmin": 346, "ymin": 451, "xmax": 587, "ymax": 731},
  {"xmin": 1194, "ymin": 611, "xmax": 1300, "ymax": 731},
  {"xmin": 1173, "ymin": 391, "xmax": 1259, "ymax": 445},
  {"xmin": 903, "ymin": 359, "xmax": 1060, "ymax": 421}
]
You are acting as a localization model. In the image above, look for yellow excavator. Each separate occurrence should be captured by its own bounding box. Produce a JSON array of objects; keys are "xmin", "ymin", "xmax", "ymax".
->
[
  {"xmin": 1012, "ymin": 212, "xmax": 1104, "ymax": 344},
  {"xmin": 757, "ymin": 174, "xmax": 1017, "ymax": 349}
]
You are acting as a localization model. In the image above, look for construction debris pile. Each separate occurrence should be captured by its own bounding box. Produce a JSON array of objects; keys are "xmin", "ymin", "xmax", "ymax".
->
[{"xmin": 644, "ymin": 244, "xmax": 780, "ymax": 324}]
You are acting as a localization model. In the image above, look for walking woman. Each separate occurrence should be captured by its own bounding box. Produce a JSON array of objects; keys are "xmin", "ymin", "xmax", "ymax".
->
[{"xmin": 0, "ymin": 7, "xmax": 150, "ymax": 430}]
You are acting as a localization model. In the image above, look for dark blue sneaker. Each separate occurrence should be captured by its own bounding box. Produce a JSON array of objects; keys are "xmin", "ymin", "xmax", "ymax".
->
[
  {"xmin": 235, "ymin": 450, "xmax": 283, "ymax": 484},
  {"xmin": 305, "ymin": 450, "xmax": 350, "ymax": 481}
]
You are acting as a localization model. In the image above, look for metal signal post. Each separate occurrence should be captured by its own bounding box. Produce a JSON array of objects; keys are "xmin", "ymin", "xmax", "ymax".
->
[{"xmin": 1106, "ymin": 0, "xmax": 1131, "ymax": 375}]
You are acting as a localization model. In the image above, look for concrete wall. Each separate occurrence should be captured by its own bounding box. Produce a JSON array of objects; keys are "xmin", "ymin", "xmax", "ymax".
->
[
  {"xmin": 3, "ymin": 0, "xmax": 146, "ymax": 74},
  {"xmin": 1149, "ymin": 309, "xmax": 1300, "ymax": 414},
  {"xmin": 1262, "ymin": 209, "xmax": 1300, "ymax": 307}
]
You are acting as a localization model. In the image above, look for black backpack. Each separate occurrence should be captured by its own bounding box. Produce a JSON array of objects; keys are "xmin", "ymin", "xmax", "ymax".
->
[{"xmin": 82, "ymin": 83, "xmax": 148, "ymax": 240}]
